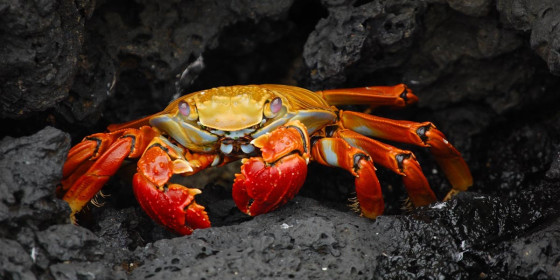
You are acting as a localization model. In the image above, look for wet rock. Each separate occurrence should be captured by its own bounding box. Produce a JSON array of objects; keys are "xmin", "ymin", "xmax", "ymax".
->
[
  {"xmin": 129, "ymin": 180, "xmax": 560, "ymax": 279},
  {"xmin": 491, "ymin": 219, "xmax": 560, "ymax": 279}
]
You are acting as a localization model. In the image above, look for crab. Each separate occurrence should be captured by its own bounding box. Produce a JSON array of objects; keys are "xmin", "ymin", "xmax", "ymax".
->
[{"xmin": 58, "ymin": 84, "xmax": 472, "ymax": 235}]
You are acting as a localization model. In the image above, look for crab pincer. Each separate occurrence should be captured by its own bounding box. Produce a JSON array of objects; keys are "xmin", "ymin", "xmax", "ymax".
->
[
  {"xmin": 132, "ymin": 140, "xmax": 210, "ymax": 235},
  {"xmin": 233, "ymin": 121, "xmax": 310, "ymax": 216}
]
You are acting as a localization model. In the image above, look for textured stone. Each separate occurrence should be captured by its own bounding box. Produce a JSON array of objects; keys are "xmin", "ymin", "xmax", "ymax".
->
[
  {"xmin": 303, "ymin": 0, "xmax": 426, "ymax": 88},
  {"xmin": 0, "ymin": 238, "xmax": 35, "ymax": 280},
  {"xmin": 49, "ymin": 262, "xmax": 127, "ymax": 280},
  {"xmin": 497, "ymin": 0, "xmax": 560, "ymax": 75},
  {"xmin": 0, "ymin": 0, "xmax": 94, "ymax": 118},
  {"xmin": 0, "ymin": 127, "xmax": 70, "ymax": 227}
]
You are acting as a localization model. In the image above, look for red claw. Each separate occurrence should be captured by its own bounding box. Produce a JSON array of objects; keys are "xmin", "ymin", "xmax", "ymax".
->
[
  {"xmin": 133, "ymin": 174, "xmax": 210, "ymax": 235},
  {"xmin": 233, "ymin": 154, "xmax": 307, "ymax": 216},
  {"xmin": 131, "ymin": 145, "xmax": 209, "ymax": 235},
  {"xmin": 233, "ymin": 121, "xmax": 310, "ymax": 216}
]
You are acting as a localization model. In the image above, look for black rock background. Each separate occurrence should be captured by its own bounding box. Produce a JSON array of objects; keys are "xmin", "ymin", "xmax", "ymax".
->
[{"xmin": 1, "ymin": 0, "xmax": 560, "ymax": 279}]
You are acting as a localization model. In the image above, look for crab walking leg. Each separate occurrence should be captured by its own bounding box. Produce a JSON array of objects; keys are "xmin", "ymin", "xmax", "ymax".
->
[
  {"xmin": 333, "ymin": 129, "xmax": 437, "ymax": 207},
  {"xmin": 233, "ymin": 121, "xmax": 310, "ymax": 216},
  {"xmin": 340, "ymin": 110, "xmax": 473, "ymax": 194},
  {"xmin": 132, "ymin": 136, "xmax": 212, "ymax": 235},
  {"xmin": 311, "ymin": 137, "xmax": 384, "ymax": 219},
  {"xmin": 60, "ymin": 129, "xmax": 141, "ymax": 194},
  {"xmin": 59, "ymin": 127, "xmax": 159, "ymax": 222},
  {"xmin": 316, "ymin": 84, "xmax": 418, "ymax": 108}
]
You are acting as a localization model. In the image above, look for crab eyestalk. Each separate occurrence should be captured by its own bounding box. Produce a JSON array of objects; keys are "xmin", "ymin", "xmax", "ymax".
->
[{"xmin": 232, "ymin": 121, "xmax": 310, "ymax": 216}]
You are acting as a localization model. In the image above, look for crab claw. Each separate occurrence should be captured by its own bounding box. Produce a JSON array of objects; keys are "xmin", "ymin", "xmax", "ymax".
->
[
  {"xmin": 233, "ymin": 154, "xmax": 307, "ymax": 216},
  {"xmin": 233, "ymin": 120, "xmax": 310, "ymax": 216},
  {"xmin": 132, "ymin": 173, "xmax": 210, "ymax": 235},
  {"xmin": 131, "ymin": 144, "xmax": 209, "ymax": 235}
]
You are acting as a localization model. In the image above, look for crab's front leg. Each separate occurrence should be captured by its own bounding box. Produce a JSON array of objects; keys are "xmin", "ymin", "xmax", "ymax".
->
[
  {"xmin": 233, "ymin": 121, "xmax": 310, "ymax": 216},
  {"xmin": 59, "ymin": 126, "xmax": 159, "ymax": 222},
  {"xmin": 132, "ymin": 136, "xmax": 216, "ymax": 235}
]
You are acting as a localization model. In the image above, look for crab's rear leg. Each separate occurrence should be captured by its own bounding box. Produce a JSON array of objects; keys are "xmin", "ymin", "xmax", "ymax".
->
[
  {"xmin": 316, "ymin": 84, "xmax": 418, "ymax": 108},
  {"xmin": 333, "ymin": 129, "xmax": 437, "ymax": 207},
  {"xmin": 311, "ymin": 137, "xmax": 384, "ymax": 219},
  {"xmin": 59, "ymin": 126, "xmax": 159, "ymax": 222},
  {"xmin": 340, "ymin": 110, "xmax": 473, "ymax": 198}
]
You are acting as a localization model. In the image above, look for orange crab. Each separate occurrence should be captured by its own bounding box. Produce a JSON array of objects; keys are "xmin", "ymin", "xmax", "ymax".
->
[{"xmin": 58, "ymin": 84, "xmax": 472, "ymax": 235}]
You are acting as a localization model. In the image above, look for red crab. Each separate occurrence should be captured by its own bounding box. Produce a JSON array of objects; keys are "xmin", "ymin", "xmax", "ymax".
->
[{"xmin": 58, "ymin": 84, "xmax": 472, "ymax": 235}]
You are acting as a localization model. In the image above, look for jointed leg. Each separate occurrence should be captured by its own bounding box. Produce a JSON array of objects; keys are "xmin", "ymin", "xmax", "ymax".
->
[
  {"xmin": 59, "ymin": 126, "xmax": 159, "ymax": 221},
  {"xmin": 316, "ymin": 84, "xmax": 418, "ymax": 108},
  {"xmin": 333, "ymin": 129, "xmax": 437, "ymax": 207},
  {"xmin": 311, "ymin": 137, "xmax": 383, "ymax": 219},
  {"xmin": 339, "ymin": 110, "xmax": 473, "ymax": 195}
]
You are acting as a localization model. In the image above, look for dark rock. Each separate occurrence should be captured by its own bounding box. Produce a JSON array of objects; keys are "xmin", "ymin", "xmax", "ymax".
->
[
  {"xmin": 473, "ymin": 120, "xmax": 558, "ymax": 197},
  {"xmin": 0, "ymin": 0, "xmax": 94, "ymax": 119},
  {"xmin": 545, "ymin": 149, "xmax": 560, "ymax": 179},
  {"xmin": 130, "ymin": 197, "xmax": 373, "ymax": 279},
  {"xmin": 490, "ymin": 219, "xmax": 560, "ymax": 280},
  {"xmin": 403, "ymin": 5, "xmax": 537, "ymax": 113},
  {"xmin": 302, "ymin": 0, "xmax": 426, "ymax": 89},
  {"xmin": 56, "ymin": 0, "xmax": 296, "ymax": 129},
  {"xmin": 37, "ymin": 224, "xmax": 103, "ymax": 262},
  {"xmin": 49, "ymin": 262, "xmax": 127, "ymax": 280},
  {"xmin": 497, "ymin": 0, "xmax": 560, "ymax": 75},
  {"xmin": 128, "ymin": 182, "xmax": 560, "ymax": 279},
  {"xmin": 0, "ymin": 238, "xmax": 35, "ymax": 280},
  {"xmin": 440, "ymin": 0, "xmax": 493, "ymax": 17},
  {"xmin": 0, "ymin": 126, "xmax": 71, "ymax": 230}
]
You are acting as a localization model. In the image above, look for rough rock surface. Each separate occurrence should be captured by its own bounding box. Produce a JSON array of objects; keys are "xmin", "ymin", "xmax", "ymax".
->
[
  {"xmin": 1, "ymin": 0, "xmax": 560, "ymax": 279},
  {"xmin": 0, "ymin": 0, "xmax": 94, "ymax": 119}
]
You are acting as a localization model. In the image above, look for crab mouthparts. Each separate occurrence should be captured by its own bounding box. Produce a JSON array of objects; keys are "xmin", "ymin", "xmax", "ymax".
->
[{"xmin": 219, "ymin": 138, "xmax": 257, "ymax": 156}]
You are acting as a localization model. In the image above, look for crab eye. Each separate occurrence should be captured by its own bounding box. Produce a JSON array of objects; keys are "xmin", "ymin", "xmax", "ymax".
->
[
  {"xmin": 179, "ymin": 101, "xmax": 190, "ymax": 116},
  {"xmin": 270, "ymin": 97, "xmax": 282, "ymax": 114},
  {"xmin": 264, "ymin": 97, "xmax": 283, "ymax": 118},
  {"xmin": 178, "ymin": 101, "xmax": 198, "ymax": 120}
]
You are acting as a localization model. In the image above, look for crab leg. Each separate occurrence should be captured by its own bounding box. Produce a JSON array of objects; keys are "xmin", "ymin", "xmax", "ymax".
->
[
  {"xmin": 311, "ymin": 137, "xmax": 384, "ymax": 219},
  {"xmin": 59, "ymin": 126, "xmax": 159, "ymax": 222},
  {"xmin": 132, "ymin": 137, "xmax": 212, "ymax": 235},
  {"xmin": 333, "ymin": 129, "xmax": 437, "ymax": 207},
  {"xmin": 339, "ymin": 110, "xmax": 473, "ymax": 195},
  {"xmin": 316, "ymin": 84, "xmax": 418, "ymax": 108}
]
